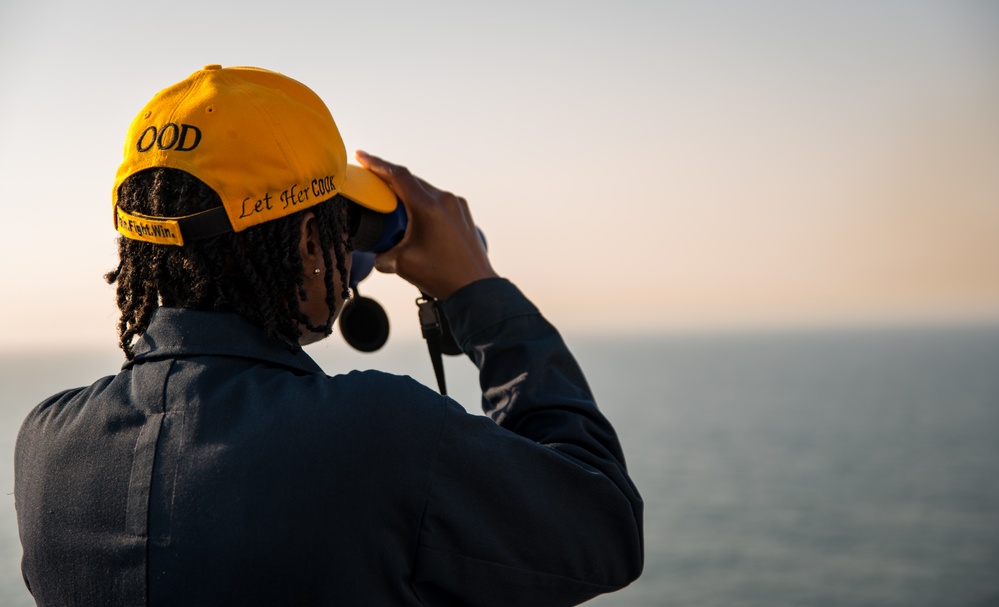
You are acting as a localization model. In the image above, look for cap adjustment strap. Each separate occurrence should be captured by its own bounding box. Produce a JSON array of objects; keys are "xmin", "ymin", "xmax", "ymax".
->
[{"xmin": 115, "ymin": 205, "xmax": 233, "ymax": 246}]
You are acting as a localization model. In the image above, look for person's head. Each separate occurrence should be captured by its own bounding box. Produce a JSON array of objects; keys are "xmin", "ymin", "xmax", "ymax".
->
[{"xmin": 106, "ymin": 65, "xmax": 396, "ymax": 358}]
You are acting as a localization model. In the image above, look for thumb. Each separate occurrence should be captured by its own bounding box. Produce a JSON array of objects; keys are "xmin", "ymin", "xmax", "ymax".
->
[{"xmin": 373, "ymin": 249, "xmax": 398, "ymax": 275}]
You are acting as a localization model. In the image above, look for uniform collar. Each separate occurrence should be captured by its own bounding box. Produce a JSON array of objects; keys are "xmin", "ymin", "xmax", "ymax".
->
[{"xmin": 124, "ymin": 307, "xmax": 323, "ymax": 375}]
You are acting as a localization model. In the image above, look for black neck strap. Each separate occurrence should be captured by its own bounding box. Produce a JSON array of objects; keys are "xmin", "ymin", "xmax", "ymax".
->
[{"xmin": 417, "ymin": 293, "xmax": 448, "ymax": 395}]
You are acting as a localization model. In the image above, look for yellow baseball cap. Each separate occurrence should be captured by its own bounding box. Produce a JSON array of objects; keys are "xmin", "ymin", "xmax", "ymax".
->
[{"xmin": 112, "ymin": 65, "xmax": 396, "ymax": 246}]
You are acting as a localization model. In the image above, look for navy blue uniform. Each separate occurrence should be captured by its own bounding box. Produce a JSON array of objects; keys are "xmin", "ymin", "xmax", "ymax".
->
[{"xmin": 15, "ymin": 279, "xmax": 643, "ymax": 606}]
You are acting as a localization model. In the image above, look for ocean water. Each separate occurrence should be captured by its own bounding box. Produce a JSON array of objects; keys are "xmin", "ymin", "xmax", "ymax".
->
[{"xmin": 2, "ymin": 326, "xmax": 998, "ymax": 606}]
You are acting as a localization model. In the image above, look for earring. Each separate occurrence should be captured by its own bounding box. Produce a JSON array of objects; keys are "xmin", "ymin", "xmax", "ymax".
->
[{"xmin": 313, "ymin": 268, "xmax": 322, "ymax": 276}]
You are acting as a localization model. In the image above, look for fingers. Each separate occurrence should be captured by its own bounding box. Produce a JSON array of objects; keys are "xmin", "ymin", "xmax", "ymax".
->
[
  {"xmin": 357, "ymin": 149, "xmax": 470, "ymax": 236},
  {"xmin": 356, "ymin": 150, "xmax": 462, "ymax": 215},
  {"xmin": 355, "ymin": 150, "xmax": 432, "ymax": 205},
  {"xmin": 353, "ymin": 150, "xmax": 498, "ymax": 300}
]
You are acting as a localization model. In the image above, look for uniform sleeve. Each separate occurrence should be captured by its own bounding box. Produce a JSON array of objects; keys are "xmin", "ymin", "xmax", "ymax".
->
[{"xmin": 411, "ymin": 278, "xmax": 644, "ymax": 606}]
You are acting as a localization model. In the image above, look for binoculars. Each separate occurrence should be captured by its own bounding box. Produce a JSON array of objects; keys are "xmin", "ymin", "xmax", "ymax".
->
[{"xmin": 339, "ymin": 201, "xmax": 464, "ymax": 356}]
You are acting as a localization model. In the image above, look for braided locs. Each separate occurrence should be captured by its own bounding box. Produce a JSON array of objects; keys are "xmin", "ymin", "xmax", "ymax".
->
[{"xmin": 105, "ymin": 167, "xmax": 351, "ymax": 359}]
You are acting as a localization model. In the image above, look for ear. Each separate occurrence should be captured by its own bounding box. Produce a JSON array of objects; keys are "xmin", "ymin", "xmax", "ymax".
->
[{"xmin": 298, "ymin": 211, "xmax": 322, "ymax": 274}]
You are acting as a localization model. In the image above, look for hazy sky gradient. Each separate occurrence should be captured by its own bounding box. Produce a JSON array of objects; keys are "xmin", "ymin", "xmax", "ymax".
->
[{"xmin": 1, "ymin": 0, "xmax": 997, "ymax": 350}]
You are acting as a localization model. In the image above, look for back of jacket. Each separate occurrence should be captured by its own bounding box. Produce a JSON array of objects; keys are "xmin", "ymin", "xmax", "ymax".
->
[{"xmin": 15, "ymin": 279, "xmax": 643, "ymax": 606}]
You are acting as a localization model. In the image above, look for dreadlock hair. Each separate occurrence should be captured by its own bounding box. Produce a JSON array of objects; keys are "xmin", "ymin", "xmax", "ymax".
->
[{"xmin": 105, "ymin": 167, "xmax": 352, "ymax": 360}]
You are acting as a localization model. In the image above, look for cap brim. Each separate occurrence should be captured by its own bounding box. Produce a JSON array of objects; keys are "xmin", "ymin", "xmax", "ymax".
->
[{"xmin": 340, "ymin": 165, "xmax": 397, "ymax": 213}]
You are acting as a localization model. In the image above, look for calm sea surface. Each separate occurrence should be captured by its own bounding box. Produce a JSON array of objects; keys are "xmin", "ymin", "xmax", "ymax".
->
[{"xmin": 2, "ymin": 326, "xmax": 998, "ymax": 606}]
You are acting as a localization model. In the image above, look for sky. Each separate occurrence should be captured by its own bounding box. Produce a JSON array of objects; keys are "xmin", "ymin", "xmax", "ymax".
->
[{"xmin": 1, "ymin": 0, "xmax": 997, "ymax": 352}]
